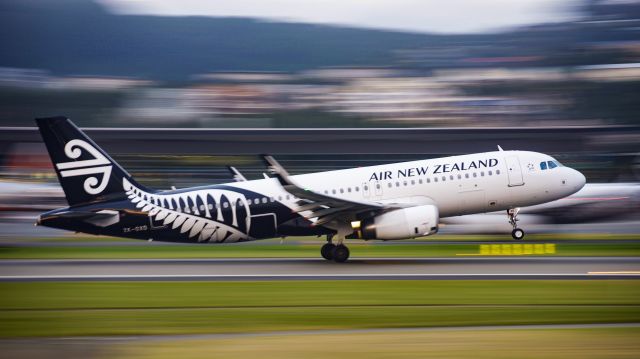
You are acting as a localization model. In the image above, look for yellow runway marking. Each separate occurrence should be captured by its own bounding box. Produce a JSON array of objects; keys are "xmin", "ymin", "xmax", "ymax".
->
[{"xmin": 457, "ymin": 243, "xmax": 556, "ymax": 256}]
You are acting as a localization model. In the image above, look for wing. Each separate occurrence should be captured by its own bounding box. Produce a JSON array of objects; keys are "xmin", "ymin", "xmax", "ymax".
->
[{"xmin": 262, "ymin": 155, "xmax": 398, "ymax": 226}]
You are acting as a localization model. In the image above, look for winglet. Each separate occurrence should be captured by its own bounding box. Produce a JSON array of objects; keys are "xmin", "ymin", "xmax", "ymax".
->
[
  {"xmin": 497, "ymin": 145, "xmax": 504, "ymax": 151},
  {"xmin": 226, "ymin": 166, "xmax": 247, "ymax": 182},
  {"xmin": 261, "ymin": 155, "xmax": 294, "ymax": 188}
]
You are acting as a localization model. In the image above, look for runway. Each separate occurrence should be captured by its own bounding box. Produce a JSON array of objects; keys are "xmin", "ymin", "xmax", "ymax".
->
[{"xmin": 1, "ymin": 257, "xmax": 639, "ymax": 281}]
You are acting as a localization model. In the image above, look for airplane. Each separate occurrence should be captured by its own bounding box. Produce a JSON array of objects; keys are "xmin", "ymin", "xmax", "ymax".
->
[{"xmin": 35, "ymin": 116, "xmax": 586, "ymax": 262}]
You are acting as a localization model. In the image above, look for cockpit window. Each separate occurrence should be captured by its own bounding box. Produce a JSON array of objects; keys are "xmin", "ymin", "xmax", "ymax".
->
[{"xmin": 541, "ymin": 160, "xmax": 561, "ymax": 170}]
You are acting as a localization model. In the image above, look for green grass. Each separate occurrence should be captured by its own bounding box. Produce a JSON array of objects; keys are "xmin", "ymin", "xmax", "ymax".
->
[
  {"xmin": 1, "ymin": 280, "xmax": 638, "ymax": 337},
  {"xmin": 1, "ymin": 240, "xmax": 639, "ymax": 259}
]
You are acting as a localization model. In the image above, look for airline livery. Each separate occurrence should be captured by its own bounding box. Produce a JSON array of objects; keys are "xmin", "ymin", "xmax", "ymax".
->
[{"xmin": 35, "ymin": 117, "xmax": 586, "ymax": 262}]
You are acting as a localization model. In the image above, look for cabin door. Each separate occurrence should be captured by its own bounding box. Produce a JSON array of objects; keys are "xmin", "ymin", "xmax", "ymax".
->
[
  {"xmin": 362, "ymin": 182, "xmax": 371, "ymax": 198},
  {"xmin": 374, "ymin": 181, "xmax": 383, "ymax": 197},
  {"xmin": 505, "ymin": 156, "xmax": 524, "ymax": 187}
]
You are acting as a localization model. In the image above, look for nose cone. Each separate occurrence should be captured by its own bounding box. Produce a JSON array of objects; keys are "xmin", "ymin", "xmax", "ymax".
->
[{"xmin": 572, "ymin": 168, "xmax": 586, "ymax": 192}]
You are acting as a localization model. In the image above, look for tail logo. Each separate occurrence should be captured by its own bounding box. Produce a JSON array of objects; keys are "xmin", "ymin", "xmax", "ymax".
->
[{"xmin": 55, "ymin": 139, "xmax": 112, "ymax": 195}]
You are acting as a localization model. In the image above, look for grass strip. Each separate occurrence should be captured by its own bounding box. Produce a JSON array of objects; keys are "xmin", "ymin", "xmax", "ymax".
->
[
  {"xmin": 1, "ymin": 280, "xmax": 639, "ymax": 309},
  {"xmin": 0, "ymin": 280, "xmax": 638, "ymax": 337},
  {"xmin": 2, "ymin": 305, "xmax": 638, "ymax": 337}
]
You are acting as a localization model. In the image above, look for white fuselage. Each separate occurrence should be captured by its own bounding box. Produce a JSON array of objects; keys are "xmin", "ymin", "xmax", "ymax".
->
[{"xmin": 227, "ymin": 150, "xmax": 586, "ymax": 219}]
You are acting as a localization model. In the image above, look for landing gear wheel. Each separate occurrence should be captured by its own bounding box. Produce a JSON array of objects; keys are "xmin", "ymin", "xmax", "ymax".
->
[
  {"xmin": 507, "ymin": 208, "xmax": 525, "ymax": 240},
  {"xmin": 321, "ymin": 243, "xmax": 336, "ymax": 260},
  {"xmin": 332, "ymin": 244, "xmax": 350, "ymax": 263},
  {"xmin": 511, "ymin": 228, "xmax": 525, "ymax": 240}
]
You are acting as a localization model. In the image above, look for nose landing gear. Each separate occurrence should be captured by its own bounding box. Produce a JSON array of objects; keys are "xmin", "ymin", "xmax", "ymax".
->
[
  {"xmin": 320, "ymin": 234, "xmax": 350, "ymax": 262},
  {"xmin": 511, "ymin": 228, "xmax": 525, "ymax": 240},
  {"xmin": 507, "ymin": 208, "xmax": 525, "ymax": 240}
]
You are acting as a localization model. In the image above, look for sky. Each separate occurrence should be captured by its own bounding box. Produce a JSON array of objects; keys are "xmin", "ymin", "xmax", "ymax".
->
[{"xmin": 100, "ymin": 0, "xmax": 579, "ymax": 34}]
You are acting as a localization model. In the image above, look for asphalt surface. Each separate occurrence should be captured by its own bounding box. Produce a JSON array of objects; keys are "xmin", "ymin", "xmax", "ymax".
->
[{"xmin": 1, "ymin": 257, "xmax": 639, "ymax": 281}]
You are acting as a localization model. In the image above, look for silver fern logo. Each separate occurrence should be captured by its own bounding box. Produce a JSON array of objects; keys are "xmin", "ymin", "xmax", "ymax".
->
[
  {"xmin": 123, "ymin": 178, "xmax": 252, "ymax": 243},
  {"xmin": 56, "ymin": 139, "xmax": 112, "ymax": 195}
]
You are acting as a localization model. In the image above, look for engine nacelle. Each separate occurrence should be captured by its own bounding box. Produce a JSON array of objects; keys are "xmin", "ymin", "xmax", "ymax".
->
[{"xmin": 355, "ymin": 205, "xmax": 439, "ymax": 240}]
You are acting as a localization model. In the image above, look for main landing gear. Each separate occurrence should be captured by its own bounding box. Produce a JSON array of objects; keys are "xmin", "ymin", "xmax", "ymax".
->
[
  {"xmin": 507, "ymin": 208, "xmax": 525, "ymax": 240},
  {"xmin": 321, "ymin": 235, "xmax": 350, "ymax": 263}
]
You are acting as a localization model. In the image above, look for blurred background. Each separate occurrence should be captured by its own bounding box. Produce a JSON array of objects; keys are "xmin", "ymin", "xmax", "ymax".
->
[
  {"xmin": 1, "ymin": 0, "xmax": 639, "ymax": 236},
  {"xmin": 1, "ymin": 2, "xmax": 640, "ymax": 358}
]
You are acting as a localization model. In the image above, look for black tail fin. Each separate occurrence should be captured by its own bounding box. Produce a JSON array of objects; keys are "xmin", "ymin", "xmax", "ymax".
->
[{"xmin": 36, "ymin": 116, "xmax": 149, "ymax": 207}]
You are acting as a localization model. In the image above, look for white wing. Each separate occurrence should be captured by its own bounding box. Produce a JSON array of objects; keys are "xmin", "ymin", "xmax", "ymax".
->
[{"xmin": 262, "ymin": 155, "xmax": 402, "ymax": 226}]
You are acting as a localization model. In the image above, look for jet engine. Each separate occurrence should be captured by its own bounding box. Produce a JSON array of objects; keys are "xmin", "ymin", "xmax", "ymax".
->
[{"xmin": 354, "ymin": 205, "xmax": 439, "ymax": 240}]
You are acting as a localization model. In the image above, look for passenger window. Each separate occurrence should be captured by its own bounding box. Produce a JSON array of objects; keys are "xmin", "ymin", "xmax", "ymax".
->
[
  {"xmin": 496, "ymin": 169, "xmax": 501, "ymax": 175},
  {"xmin": 355, "ymin": 187, "xmax": 359, "ymax": 192},
  {"xmin": 427, "ymin": 178, "xmax": 431, "ymax": 183},
  {"xmin": 403, "ymin": 181, "xmax": 407, "ymax": 186},
  {"xmin": 442, "ymin": 176, "xmax": 446, "ymax": 181},
  {"xmin": 411, "ymin": 180, "xmax": 415, "ymax": 185},
  {"xmin": 457, "ymin": 174, "xmax": 462, "ymax": 179},
  {"xmin": 340, "ymin": 189, "xmax": 344, "ymax": 193},
  {"xmin": 488, "ymin": 170, "xmax": 492, "ymax": 176},
  {"xmin": 465, "ymin": 173, "xmax": 469, "ymax": 179},
  {"xmin": 450, "ymin": 175, "xmax": 454, "ymax": 180},
  {"xmin": 540, "ymin": 162, "xmax": 547, "ymax": 170},
  {"xmin": 434, "ymin": 177, "xmax": 438, "ymax": 182},
  {"xmin": 396, "ymin": 182, "xmax": 400, "ymax": 187},
  {"xmin": 547, "ymin": 161, "xmax": 557, "ymax": 169},
  {"xmin": 418, "ymin": 179, "xmax": 423, "ymax": 184},
  {"xmin": 388, "ymin": 183, "xmax": 392, "ymax": 188},
  {"xmin": 332, "ymin": 189, "xmax": 336, "ymax": 194}
]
